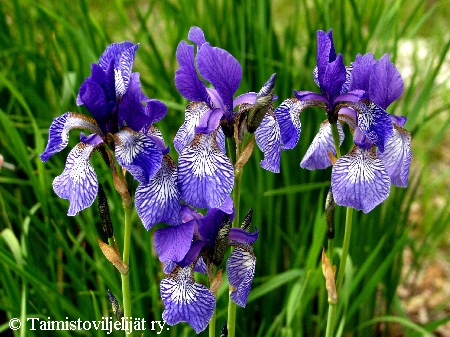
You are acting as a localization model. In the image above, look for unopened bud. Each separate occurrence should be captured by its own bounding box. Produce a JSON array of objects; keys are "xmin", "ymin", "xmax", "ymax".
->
[
  {"xmin": 325, "ymin": 188, "xmax": 336, "ymax": 239},
  {"xmin": 241, "ymin": 208, "xmax": 253, "ymax": 231},
  {"xmin": 98, "ymin": 184, "xmax": 114, "ymax": 238},
  {"xmin": 107, "ymin": 289, "xmax": 124, "ymax": 320},
  {"xmin": 322, "ymin": 247, "xmax": 337, "ymax": 304},
  {"xmin": 220, "ymin": 321, "xmax": 228, "ymax": 337},
  {"xmin": 213, "ymin": 217, "xmax": 231, "ymax": 266},
  {"xmin": 247, "ymin": 74, "xmax": 276, "ymax": 133}
]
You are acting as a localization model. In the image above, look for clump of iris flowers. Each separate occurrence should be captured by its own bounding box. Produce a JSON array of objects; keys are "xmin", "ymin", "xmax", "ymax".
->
[
  {"xmin": 40, "ymin": 42, "xmax": 167, "ymax": 216},
  {"xmin": 277, "ymin": 30, "xmax": 411, "ymax": 213}
]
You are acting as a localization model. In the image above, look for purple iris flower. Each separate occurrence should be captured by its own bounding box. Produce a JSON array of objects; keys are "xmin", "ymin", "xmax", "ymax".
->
[
  {"xmin": 277, "ymin": 30, "xmax": 411, "ymax": 213},
  {"xmin": 40, "ymin": 42, "xmax": 168, "ymax": 215},
  {"xmin": 173, "ymin": 26, "xmax": 284, "ymax": 209},
  {"xmin": 159, "ymin": 207, "xmax": 258, "ymax": 333},
  {"xmin": 331, "ymin": 53, "xmax": 412, "ymax": 212}
]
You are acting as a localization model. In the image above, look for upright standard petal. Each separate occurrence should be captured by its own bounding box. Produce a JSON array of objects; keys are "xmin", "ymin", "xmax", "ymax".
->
[
  {"xmin": 154, "ymin": 221, "xmax": 196, "ymax": 263},
  {"xmin": 226, "ymin": 245, "xmax": 256, "ymax": 307},
  {"xmin": 52, "ymin": 137, "xmax": 103, "ymax": 216},
  {"xmin": 78, "ymin": 81, "xmax": 111, "ymax": 131},
  {"xmin": 349, "ymin": 53, "xmax": 377, "ymax": 92},
  {"xmin": 316, "ymin": 30, "xmax": 333, "ymax": 86},
  {"xmin": 188, "ymin": 26, "xmax": 207, "ymax": 46},
  {"xmin": 301, "ymin": 121, "xmax": 344, "ymax": 170},
  {"xmin": 160, "ymin": 265, "xmax": 216, "ymax": 333},
  {"xmin": 254, "ymin": 112, "xmax": 281, "ymax": 173},
  {"xmin": 353, "ymin": 100, "xmax": 393, "ymax": 152},
  {"xmin": 369, "ymin": 53, "xmax": 404, "ymax": 110},
  {"xmin": 98, "ymin": 41, "xmax": 136, "ymax": 71},
  {"xmin": 196, "ymin": 43, "xmax": 242, "ymax": 116},
  {"xmin": 115, "ymin": 43, "xmax": 139, "ymax": 99},
  {"xmin": 340, "ymin": 65, "xmax": 353, "ymax": 94},
  {"xmin": 135, "ymin": 155, "xmax": 181, "ymax": 229},
  {"xmin": 97, "ymin": 42, "xmax": 139, "ymax": 99},
  {"xmin": 40, "ymin": 113, "xmax": 102, "ymax": 162},
  {"xmin": 322, "ymin": 54, "xmax": 347, "ymax": 101},
  {"xmin": 331, "ymin": 146, "xmax": 391, "ymax": 213},
  {"xmin": 178, "ymin": 133, "xmax": 234, "ymax": 209},
  {"xmin": 175, "ymin": 41, "xmax": 211, "ymax": 104},
  {"xmin": 114, "ymin": 128, "xmax": 163, "ymax": 184},
  {"xmin": 174, "ymin": 102, "xmax": 210, "ymax": 154},
  {"xmin": 377, "ymin": 125, "xmax": 411, "ymax": 187}
]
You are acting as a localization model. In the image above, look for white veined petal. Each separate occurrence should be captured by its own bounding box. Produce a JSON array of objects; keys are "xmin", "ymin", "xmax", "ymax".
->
[
  {"xmin": 332, "ymin": 146, "xmax": 390, "ymax": 213},
  {"xmin": 52, "ymin": 142, "xmax": 99, "ymax": 216},
  {"xmin": 353, "ymin": 100, "xmax": 393, "ymax": 152},
  {"xmin": 274, "ymin": 98, "xmax": 303, "ymax": 150},
  {"xmin": 377, "ymin": 125, "xmax": 411, "ymax": 187},
  {"xmin": 178, "ymin": 133, "xmax": 234, "ymax": 209},
  {"xmin": 254, "ymin": 113, "xmax": 281, "ymax": 173},
  {"xmin": 160, "ymin": 265, "xmax": 215, "ymax": 333},
  {"xmin": 114, "ymin": 128, "xmax": 163, "ymax": 183},
  {"xmin": 174, "ymin": 102, "xmax": 210, "ymax": 154},
  {"xmin": 135, "ymin": 155, "xmax": 181, "ymax": 229},
  {"xmin": 40, "ymin": 112, "xmax": 102, "ymax": 162},
  {"xmin": 301, "ymin": 120, "xmax": 344, "ymax": 170},
  {"xmin": 226, "ymin": 245, "xmax": 256, "ymax": 308}
]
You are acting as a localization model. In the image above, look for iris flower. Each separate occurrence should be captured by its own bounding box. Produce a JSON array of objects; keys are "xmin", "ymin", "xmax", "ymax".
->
[
  {"xmin": 40, "ymin": 42, "xmax": 167, "ymax": 215},
  {"xmin": 174, "ymin": 26, "xmax": 284, "ymax": 210},
  {"xmin": 159, "ymin": 208, "xmax": 258, "ymax": 333},
  {"xmin": 277, "ymin": 30, "xmax": 411, "ymax": 212}
]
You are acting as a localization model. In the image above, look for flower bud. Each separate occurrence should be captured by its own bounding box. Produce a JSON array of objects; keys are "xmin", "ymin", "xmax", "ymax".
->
[
  {"xmin": 322, "ymin": 248, "xmax": 337, "ymax": 304},
  {"xmin": 107, "ymin": 289, "xmax": 124, "ymax": 320},
  {"xmin": 97, "ymin": 184, "xmax": 114, "ymax": 238},
  {"xmin": 247, "ymin": 74, "xmax": 276, "ymax": 133}
]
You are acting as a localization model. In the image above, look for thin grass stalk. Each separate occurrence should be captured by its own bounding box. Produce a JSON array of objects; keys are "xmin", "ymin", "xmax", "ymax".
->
[{"xmin": 121, "ymin": 203, "xmax": 132, "ymax": 336}]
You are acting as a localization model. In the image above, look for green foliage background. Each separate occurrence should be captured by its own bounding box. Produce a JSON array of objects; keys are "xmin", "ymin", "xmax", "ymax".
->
[{"xmin": 0, "ymin": 0, "xmax": 449, "ymax": 336}]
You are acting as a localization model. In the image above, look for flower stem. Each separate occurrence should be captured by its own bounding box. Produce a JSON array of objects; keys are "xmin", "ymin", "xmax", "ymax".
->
[
  {"xmin": 122, "ymin": 203, "xmax": 133, "ymax": 336},
  {"xmin": 331, "ymin": 123, "xmax": 341, "ymax": 159},
  {"xmin": 324, "ymin": 206, "xmax": 353, "ymax": 337},
  {"xmin": 209, "ymin": 307, "xmax": 216, "ymax": 337},
  {"xmin": 336, "ymin": 207, "xmax": 353, "ymax": 292},
  {"xmin": 327, "ymin": 238, "xmax": 334, "ymax": 262},
  {"xmin": 325, "ymin": 302, "xmax": 337, "ymax": 337},
  {"xmin": 227, "ymin": 167, "xmax": 243, "ymax": 337}
]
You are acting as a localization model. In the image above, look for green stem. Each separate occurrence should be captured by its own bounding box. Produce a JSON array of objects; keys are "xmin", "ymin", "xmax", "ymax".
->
[
  {"xmin": 227, "ymin": 167, "xmax": 243, "ymax": 337},
  {"xmin": 327, "ymin": 238, "xmax": 334, "ymax": 262},
  {"xmin": 208, "ymin": 265, "xmax": 218, "ymax": 337},
  {"xmin": 122, "ymin": 203, "xmax": 132, "ymax": 336},
  {"xmin": 227, "ymin": 298, "xmax": 237, "ymax": 337},
  {"xmin": 209, "ymin": 307, "xmax": 216, "ymax": 337},
  {"xmin": 324, "ymin": 207, "xmax": 353, "ymax": 337},
  {"xmin": 331, "ymin": 123, "xmax": 341, "ymax": 159},
  {"xmin": 232, "ymin": 169, "xmax": 243, "ymax": 228},
  {"xmin": 336, "ymin": 207, "xmax": 353, "ymax": 293},
  {"xmin": 325, "ymin": 303, "xmax": 337, "ymax": 337}
]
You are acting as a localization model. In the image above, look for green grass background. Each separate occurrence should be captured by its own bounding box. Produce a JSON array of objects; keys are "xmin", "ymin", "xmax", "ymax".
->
[{"xmin": 0, "ymin": 0, "xmax": 449, "ymax": 336}]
